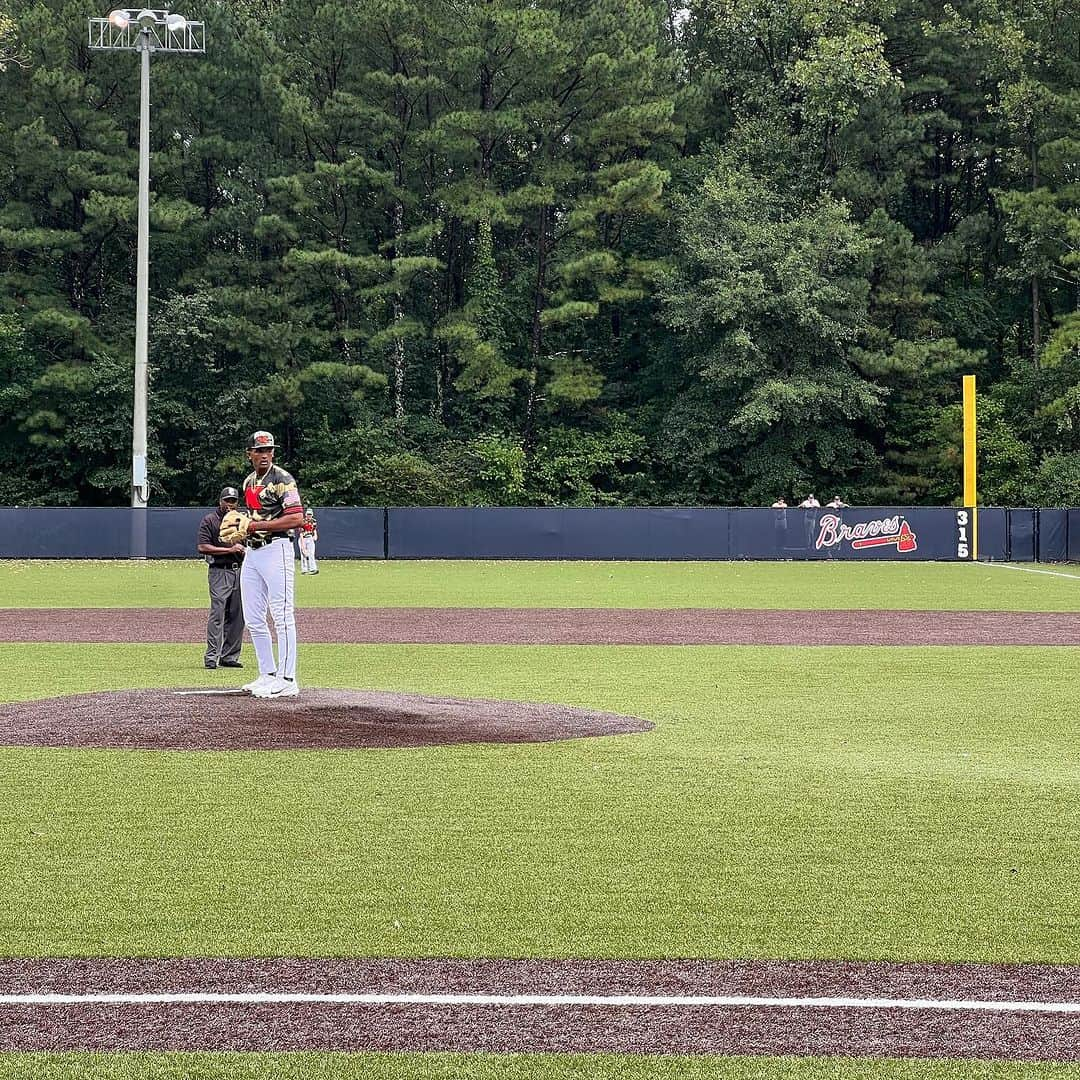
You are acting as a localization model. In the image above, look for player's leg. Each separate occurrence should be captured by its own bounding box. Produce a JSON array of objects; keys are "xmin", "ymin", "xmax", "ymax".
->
[
  {"xmin": 310, "ymin": 539, "xmax": 318, "ymax": 574},
  {"xmin": 204, "ymin": 566, "xmax": 229, "ymax": 667},
  {"xmin": 252, "ymin": 540, "xmax": 298, "ymax": 698},
  {"xmin": 240, "ymin": 547, "xmax": 276, "ymax": 679},
  {"xmin": 267, "ymin": 539, "xmax": 298, "ymax": 682},
  {"xmin": 221, "ymin": 570, "xmax": 244, "ymax": 664}
]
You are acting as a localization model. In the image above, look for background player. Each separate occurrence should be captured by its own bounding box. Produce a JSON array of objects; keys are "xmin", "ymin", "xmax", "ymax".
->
[
  {"xmin": 299, "ymin": 509, "xmax": 319, "ymax": 574},
  {"xmin": 227, "ymin": 431, "xmax": 304, "ymax": 698}
]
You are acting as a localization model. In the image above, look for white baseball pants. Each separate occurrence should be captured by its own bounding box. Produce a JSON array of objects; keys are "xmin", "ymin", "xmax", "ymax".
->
[
  {"xmin": 240, "ymin": 538, "xmax": 297, "ymax": 679},
  {"xmin": 299, "ymin": 534, "xmax": 318, "ymax": 573}
]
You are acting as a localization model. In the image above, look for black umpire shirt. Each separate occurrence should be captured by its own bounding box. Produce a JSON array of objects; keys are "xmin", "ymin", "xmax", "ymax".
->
[{"xmin": 197, "ymin": 508, "xmax": 242, "ymax": 569}]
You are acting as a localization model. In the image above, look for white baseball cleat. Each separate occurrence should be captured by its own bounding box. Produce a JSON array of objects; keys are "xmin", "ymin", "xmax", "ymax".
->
[
  {"xmin": 242, "ymin": 673, "xmax": 277, "ymax": 694},
  {"xmin": 252, "ymin": 676, "xmax": 299, "ymax": 699}
]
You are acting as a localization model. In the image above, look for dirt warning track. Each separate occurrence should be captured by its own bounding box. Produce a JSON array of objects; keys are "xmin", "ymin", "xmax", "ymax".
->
[
  {"xmin": 3, "ymin": 607, "xmax": 1078, "ymax": 645},
  {"xmin": 2, "ymin": 958, "xmax": 1079, "ymax": 1059}
]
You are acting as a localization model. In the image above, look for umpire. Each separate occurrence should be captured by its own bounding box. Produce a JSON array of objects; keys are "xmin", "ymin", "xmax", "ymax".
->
[{"xmin": 196, "ymin": 486, "xmax": 246, "ymax": 669}]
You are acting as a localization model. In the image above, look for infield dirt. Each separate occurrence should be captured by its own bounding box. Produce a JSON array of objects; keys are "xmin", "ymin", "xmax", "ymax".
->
[
  {"xmin": 2, "ymin": 607, "xmax": 1077, "ymax": 644},
  {"xmin": 2, "ymin": 958, "xmax": 1079, "ymax": 1059}
]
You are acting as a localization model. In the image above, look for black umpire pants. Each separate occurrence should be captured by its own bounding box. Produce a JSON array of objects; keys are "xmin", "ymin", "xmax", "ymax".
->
[{"xmin": 206, "ymin": 564, "xmax": 244, "ymax": 665}]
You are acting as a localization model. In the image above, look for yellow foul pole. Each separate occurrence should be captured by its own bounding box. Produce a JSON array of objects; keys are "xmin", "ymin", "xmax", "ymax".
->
[{"xmin": 963, "ymin": 375, "xmax": 977, "ymax": 559}]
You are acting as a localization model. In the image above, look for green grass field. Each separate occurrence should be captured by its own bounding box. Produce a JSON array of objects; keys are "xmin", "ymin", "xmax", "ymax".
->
[
  {"xmin": 2, "ymin": 558, "xmax": 1078, "ymax": 609},
  {"xmin": 7, "ymin": 643, "xmax": 1079, "ymax": 960},
  {"xmin": 1, "ymin": 1052, "xmax": 1077, "ymax": 1080},
  {"xmin": 2, "ymin": 560, "xmax": 1079, "ymax": 1078}
]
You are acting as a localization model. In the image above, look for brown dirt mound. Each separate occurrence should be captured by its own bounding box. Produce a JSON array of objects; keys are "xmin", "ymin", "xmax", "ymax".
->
[{"xmin": 0, "ymin": 689, "xmax": 652, "ymax": 750}]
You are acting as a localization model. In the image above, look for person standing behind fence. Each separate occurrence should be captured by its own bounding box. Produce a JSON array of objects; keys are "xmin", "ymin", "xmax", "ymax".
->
[
  {"xmin": 196, "ymin": 486, "xmax": 246, "ymax": 670},
  {"xmin": 798, "ymin": 493, "xmax": 821, "ymax": 551},
  {"xmin": 771, "ymin": 497, "xmax": 789, "ymax": 555},
  {"xmin": 299, "ymin": 509, "xmax": 319, "ymax": 575}
]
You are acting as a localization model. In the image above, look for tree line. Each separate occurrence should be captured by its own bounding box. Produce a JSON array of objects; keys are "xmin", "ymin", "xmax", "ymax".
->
[{"xmin": 0, "ymin": 0, "xmax": 1077, "ymax": 507}]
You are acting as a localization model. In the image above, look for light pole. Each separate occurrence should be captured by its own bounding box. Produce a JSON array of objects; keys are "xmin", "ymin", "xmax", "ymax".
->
[{"xmin": 88, "ymin": 9, "xmax": 205, "ymax": 551}]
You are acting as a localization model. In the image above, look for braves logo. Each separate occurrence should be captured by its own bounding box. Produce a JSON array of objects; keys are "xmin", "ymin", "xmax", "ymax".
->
[{"xmin": 815, "ymin": 514, "xmax": 918, "ymax": 553}]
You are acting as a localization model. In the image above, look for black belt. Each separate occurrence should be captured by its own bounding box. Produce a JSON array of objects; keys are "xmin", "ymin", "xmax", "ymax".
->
[
  {"xmin": 211, "ymin": 561, "xmax": 241, "ymax": 570},
  {"xmin": 247, "ymin": 534, "xmax": 290, "ymax": 550}
]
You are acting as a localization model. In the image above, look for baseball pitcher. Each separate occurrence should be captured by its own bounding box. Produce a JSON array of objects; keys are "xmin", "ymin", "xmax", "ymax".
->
[{"xmin": 219, "ymin": 430, "xmax": 304, "ymax": 698}]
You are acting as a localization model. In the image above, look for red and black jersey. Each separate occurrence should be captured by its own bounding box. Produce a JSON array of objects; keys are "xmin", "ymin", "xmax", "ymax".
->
[{"xmin": 242, "ymin": 464, "xmax": 303, "ymax": 523}]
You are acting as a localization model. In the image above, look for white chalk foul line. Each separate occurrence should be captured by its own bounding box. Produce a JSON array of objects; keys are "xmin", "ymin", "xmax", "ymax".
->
[
  {"xmin": 984, "ymin": 562, "xmax": 1080, "ymax": 581},
  {"xmin": 2, "ymin": 992, "xmax": 1080, "ymax": 1013}
]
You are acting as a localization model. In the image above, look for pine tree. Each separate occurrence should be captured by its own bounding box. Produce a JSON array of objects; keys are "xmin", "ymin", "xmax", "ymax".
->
[{"xmin": 661, "ymin": 155, "xmax": 884, "ymax": 503}]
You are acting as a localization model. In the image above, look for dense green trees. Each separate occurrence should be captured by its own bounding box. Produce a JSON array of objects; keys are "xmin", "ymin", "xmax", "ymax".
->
[{"xmin": 0, "ymin": 0, "xmax": 1076, "ymax": 506}]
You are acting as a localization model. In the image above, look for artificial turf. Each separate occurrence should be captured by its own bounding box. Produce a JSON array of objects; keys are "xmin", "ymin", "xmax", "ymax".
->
[
  {"xmin": 0, "ymin": 1053, "xmax": 1078, "ymax": 1079},
  {"xmin": 2, "ymin": 642, "xmax": 1078, "ymax": 962},
  {"xmin": 1, "ymin": 558, "xmax": 1077, "ymax": 610},
  {"xmin": 3, "ymin": 560, "xmax": 1077, "ymax": 1076}
]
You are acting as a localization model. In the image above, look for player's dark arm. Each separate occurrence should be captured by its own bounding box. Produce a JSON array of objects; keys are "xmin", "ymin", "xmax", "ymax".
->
[
  {"xmin": 248, "ymin": 511, "xmax": 303, "ymax": 535},
  {"xmin": 198, "ymin": 542, "xmax": 246, "ymax": 556}
]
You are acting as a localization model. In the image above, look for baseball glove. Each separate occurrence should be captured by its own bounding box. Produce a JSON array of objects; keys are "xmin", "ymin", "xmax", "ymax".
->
[{"xmin": 219, "ymin": 510, "xmax": 253, "ymax": 545}]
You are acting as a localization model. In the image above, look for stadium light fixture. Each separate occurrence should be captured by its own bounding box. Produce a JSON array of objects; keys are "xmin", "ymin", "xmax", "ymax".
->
[{"xmin": 87, "ymin": 9, "xmax": 205, "ymax": 547}]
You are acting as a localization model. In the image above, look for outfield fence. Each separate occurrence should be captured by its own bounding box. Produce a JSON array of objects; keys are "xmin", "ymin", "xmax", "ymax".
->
[{"xmin": 1, "ymin": 505, "xmax": 1075, "ymax": 561}]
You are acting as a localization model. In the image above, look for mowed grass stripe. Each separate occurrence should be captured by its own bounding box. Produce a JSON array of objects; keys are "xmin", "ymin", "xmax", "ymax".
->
[
  {"xmin": 3, "ymin": 559, "xmax": 1078, "ymax": 610},
  {"xmin": 2, "ymin": 1053, "xmax": 1080, "ymax": 1080},
  {"xmin": 2, "ymin": 643, "xmax": 1078, "ymax": 962}
]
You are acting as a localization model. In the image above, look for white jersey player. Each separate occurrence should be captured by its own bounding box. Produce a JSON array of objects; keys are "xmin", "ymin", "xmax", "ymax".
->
[
  {"xmin": 298, "ymin": 510, "xmax": 319, "ymax": 574},
  {"xmin": 238, "ymin": 430, "xmax": 304, "ymax": 698}
]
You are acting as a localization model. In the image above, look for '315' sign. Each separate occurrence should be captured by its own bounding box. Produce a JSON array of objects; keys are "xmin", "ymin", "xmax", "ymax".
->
[{"xmin": 956, "ymin": 509, "xmax": 973, "ymax": 559}]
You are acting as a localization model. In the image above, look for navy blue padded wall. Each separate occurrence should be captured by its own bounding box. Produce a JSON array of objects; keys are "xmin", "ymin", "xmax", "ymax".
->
[
  {"xmin": 977, "ymin": 508, "xmax": 1007, "ymax": 561},
  {"xmin": 728, "ymin": 507, "xmax": 968, "ymax": 560},
  {"xmin": 389, "ymin": 506, "xmax": 974, "ymax": 561},
  {"xmin": 0, "ymin": 505, "xmax": 1066, "ymax": 560},
  {"xmin": 1036, "ymin": 509, "xmax": 1068, "ymax": 563},
  {"xmin": 1008, "ymin": 509, "xmax": 1036, "ymax": 562},
  {"xmin": 387, "ymin": 507, "xmax": 733, "ymax": 560},
  {"xmin": 0, "ymin": 508, "xmax": 136, "ymax": 558},
  {"xmin": 307, "ymin": 508, "xmax": 385, "ymax": 558},
  {"xmin": 1069, "ymin": 510, "xmax": 1080, "ymax": 562},
  {"xmin": 147, "ymin": 507, "xmax": 385, "ymax": 559},
  {"xmin": 148, "ymin": 508, "xmax": 211, "ymax": 557},
  {"xmin": 0, "ymin": 507, "xmax": 386, "ymax": 559}
]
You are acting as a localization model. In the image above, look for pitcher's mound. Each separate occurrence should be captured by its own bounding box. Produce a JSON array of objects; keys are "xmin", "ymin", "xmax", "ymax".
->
[{"xmin": 0, "ymin": 689, "xmax": 653, "ymax": 750}]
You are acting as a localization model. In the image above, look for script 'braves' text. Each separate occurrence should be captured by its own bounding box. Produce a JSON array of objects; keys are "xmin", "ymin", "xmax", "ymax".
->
[{"xmin": 816, "ymin": 514, "xmax": 917, "ymax": 553}]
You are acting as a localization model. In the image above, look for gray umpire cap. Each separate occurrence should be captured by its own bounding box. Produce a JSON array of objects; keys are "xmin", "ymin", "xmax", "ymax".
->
[{"xmin": 219, "ymin": 486, "xmax": 239, "ymax": 501}]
